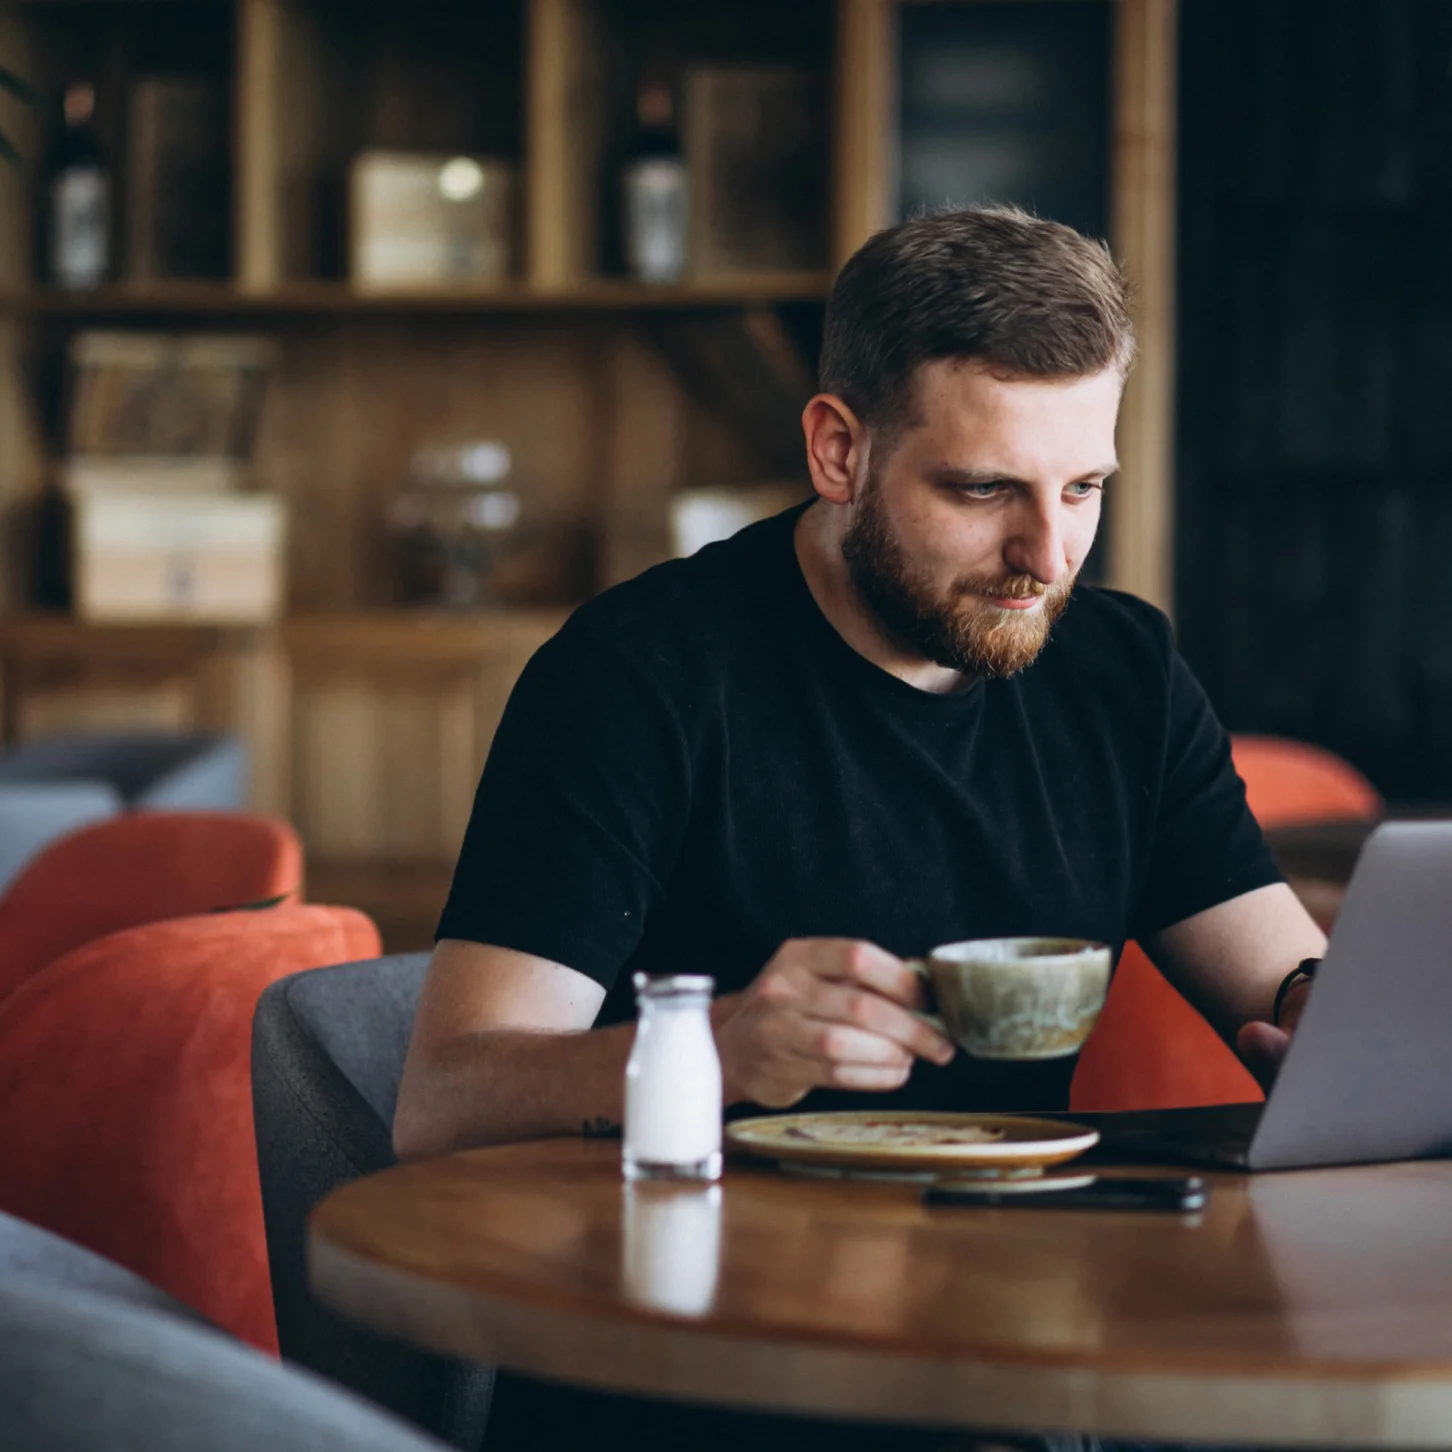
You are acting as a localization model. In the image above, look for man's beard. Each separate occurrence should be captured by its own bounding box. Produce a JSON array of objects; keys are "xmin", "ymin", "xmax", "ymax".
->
[{"xmin": 840, "ymin": 474, "xmax": 1075, "ymax": 680}]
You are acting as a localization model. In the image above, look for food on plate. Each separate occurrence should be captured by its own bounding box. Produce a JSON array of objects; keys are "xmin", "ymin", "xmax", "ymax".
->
[{"xmin": 775, "ymin": 1119, "xmax": 1007, "ymax": 1148}]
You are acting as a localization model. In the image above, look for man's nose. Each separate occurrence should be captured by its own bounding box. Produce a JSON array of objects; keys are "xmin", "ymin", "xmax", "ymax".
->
[{"xmin": 1003, "ymin": 499, "xmax": 1069, "ymax": 586}]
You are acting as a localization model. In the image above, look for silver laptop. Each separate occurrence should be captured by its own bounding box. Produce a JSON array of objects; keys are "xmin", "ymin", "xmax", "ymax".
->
[{"xmin": 1082, "ymin": 820, "xmax": 1452, "ymax": 1171}]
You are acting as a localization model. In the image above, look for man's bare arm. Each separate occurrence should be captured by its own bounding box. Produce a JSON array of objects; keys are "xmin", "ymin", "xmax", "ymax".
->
[
  {"xmin": 393, "ymin": 939, "xmax": 617, "ymax": 1162},
  {"xmin": 1142, "ymin": 881, "xmax": 1327, "ymax": 1087},
  {"xmin": 393, "ymin": 936, "xmax": 955, "ymax": 1162}
]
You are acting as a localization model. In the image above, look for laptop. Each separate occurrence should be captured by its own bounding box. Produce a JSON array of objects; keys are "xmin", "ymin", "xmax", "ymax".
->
[{"xmin": 1070, "ymin": 821, "xmax": 1452, "ymax": 1171}]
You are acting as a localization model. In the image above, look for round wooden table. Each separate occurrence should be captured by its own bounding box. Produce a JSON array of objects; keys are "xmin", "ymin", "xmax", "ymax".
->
[{"xmin": 310, "ymin": 1139, "xmax": 1452, "ymax": 1447}]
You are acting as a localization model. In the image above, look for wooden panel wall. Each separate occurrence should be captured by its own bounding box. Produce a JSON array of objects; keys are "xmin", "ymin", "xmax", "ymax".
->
[
  {"xmin": 0, "ymin": 612, "xmax": 564, "ymax": 862},
  {"xmin": 286, "ymin": 612, "xmax": 562, "ymax": 862},
  {"xmin": 833, "ymin": 0, "xmax": 897, "ymax": 268},
  {"xmin": 1108, "ymin": 0, "xmax": 1177, "ymax": 616},
  {"xmin": 0, "ymin": 9, "xmax": 43, "ymax": 610},
  {"xmin": 0, "ymin": 621, "xmax": 290, "ymax": 814},
  {"xmin": 526, "ymin": 0, "xmax": 607, "ymax": 289},
  {"xmin": 252, "ymin": 315, "xmax": 766, "ymax": 612}
]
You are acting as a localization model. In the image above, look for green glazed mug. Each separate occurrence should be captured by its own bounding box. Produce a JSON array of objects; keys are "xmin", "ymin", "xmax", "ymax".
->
[{"xmin": 907, "ymin": 936, "xmax": 1112, "ymax": 1060}]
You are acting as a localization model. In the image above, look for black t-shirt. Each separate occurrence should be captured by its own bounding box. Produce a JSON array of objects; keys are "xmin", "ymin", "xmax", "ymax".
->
[{"xmin": 438, "ymin": 505, "xmax": 1281, "ymax": 1113}]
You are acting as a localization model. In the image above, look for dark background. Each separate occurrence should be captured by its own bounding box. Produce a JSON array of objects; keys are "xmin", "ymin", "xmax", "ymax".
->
[
  {"xmin": 1175, "ymin": 0, "xmax": 1452, "ymax": 804},
  {"xmin": 896, "ymin": 1, "xmax": 1113, "ymax": 585},
  {"xmin": 896, "ymin": 0, "xmax": 1452, "ymax": 804}
]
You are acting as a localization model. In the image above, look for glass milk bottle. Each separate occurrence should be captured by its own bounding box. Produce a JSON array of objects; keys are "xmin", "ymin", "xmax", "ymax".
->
[{"xmin": 623, "ymin": 974, "xmax": 722, "ymax": 1182}]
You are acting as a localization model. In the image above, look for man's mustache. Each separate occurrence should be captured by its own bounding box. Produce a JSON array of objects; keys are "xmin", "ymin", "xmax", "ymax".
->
[{"xmin": 955, "ymin": 573, "xmax": 1050, "ymax": 602}]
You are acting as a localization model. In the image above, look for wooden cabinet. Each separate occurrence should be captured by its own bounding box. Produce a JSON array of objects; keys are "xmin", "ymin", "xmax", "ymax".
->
[{"xmin": 0, "ymin": 0, "xmax": 1177, "ymax": 945}]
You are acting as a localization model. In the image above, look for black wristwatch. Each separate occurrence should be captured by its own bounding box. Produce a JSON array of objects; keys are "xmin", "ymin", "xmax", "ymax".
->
[{"xmin": 1272, "ymin": 957, "xmax": 1321, "ymax": 1026}]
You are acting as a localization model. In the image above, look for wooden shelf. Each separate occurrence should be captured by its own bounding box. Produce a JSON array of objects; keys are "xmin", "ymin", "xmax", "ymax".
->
[
  {"xmin": 0, "ymin": 275, "xmax": 831, "ymax": 319},
  {"xmin": 0, "ymin": 0, "xmax": 1179, "ymax": 875},
  {"xmin": 0, "ymin": 608, "xmax": 568, "ymax": 884},
  {"xmin": 1, "ymin": 608, "xmax": 572, "ymax": 649},
  {"xmin": 283, "ymin": 609, "xmax": 572, "ymax": 668}
]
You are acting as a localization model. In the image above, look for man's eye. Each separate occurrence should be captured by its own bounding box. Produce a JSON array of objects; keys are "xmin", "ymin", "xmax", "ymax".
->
[
  {"xmin": 960, "ymin": 482, "xmax": 1003, "ymax": 499},
  {"xmin": 1066, "ymin": 481, "xmax": 1104, "ymax": 499}
]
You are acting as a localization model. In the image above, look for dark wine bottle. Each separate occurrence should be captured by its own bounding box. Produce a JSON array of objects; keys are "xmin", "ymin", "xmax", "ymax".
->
[
  {"xmin": 48, "ymin": 80, "xmax": 111, "ymax": 289},
  {"xmin": 622, "ymin": 73, "xmax": 688, "ymax": 283}
]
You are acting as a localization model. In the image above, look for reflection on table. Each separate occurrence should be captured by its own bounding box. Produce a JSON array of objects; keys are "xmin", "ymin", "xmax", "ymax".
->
[{"xmin": 310, "ymin": 1138, "xmax": 1452, "ymax": 1446}]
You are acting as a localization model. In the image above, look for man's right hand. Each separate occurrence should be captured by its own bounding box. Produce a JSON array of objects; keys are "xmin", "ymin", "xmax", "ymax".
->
[{"xmin": 712, "ymin": 938, "xmax": 957, "ymax": 1109}]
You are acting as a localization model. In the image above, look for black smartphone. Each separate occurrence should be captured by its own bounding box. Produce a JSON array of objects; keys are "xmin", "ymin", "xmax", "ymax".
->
[{"xmin": 923, "ymin": 1175, "xmax": 1207, "ymax": 1213}]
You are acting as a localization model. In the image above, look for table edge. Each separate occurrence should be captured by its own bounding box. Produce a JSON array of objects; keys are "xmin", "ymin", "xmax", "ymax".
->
[{"xmin": 308, "ymin": 1234, "xmax": 1452, "ymax": 1446}]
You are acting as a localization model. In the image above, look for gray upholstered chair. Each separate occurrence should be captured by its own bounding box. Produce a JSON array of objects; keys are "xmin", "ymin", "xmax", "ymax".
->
[
  {"xmin": 0, "ymin": 1281, "xmax": 450, "ymax": 1452},
  {"xmin": 250, "ymin": 954, "xmax": 494, "ymax": 1451}
]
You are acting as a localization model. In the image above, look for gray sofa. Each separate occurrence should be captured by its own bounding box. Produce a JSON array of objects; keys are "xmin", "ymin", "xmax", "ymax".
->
[
  {"xmin": 0, "ymin": 1209, "xmax": 449, "ymax": 1452},
  {"xmin": 0, "ymin": 731, "xmax": 248, "ymax": 892}
]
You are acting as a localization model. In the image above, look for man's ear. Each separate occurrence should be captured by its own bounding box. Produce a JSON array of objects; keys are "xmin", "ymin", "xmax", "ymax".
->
[{"xmin": 802, "ymin": 394, "xmax": 868, "ymax": 505}]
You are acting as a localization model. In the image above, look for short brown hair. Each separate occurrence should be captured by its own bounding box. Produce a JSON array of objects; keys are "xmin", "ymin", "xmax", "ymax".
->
[{"xmin": 818, "ymin": 205, "xmax": 1135, "ymax": 438}]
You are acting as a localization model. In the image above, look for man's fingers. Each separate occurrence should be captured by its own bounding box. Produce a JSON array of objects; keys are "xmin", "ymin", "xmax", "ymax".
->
[
  {"xmin": 790, "ymin": 1019, "xmax": 915, "ymax": 1070},
  {"xmin": 780, "ymin": 938, "xmax": 930, "ymax": 1011},
  {"xmin": 729, "ymin": 939, "xmax": 961, "ymax": 1107},
  {"xmin": 1237, "ymin": 1020, "xmax": 1290, "ymax": 1093},
  {"xmin": 744, "ymin": 1061, "xmax": 911, "ymax": 1105},
  {"xmin": 803, "ymin": 982, "xmax": 955, "ymax": 1066},
  {"xmin": 824, "ymin": 1063, "xmax": 914, "ymax": 1092},
  {"xmin": 758, "ymin": 1044, "xmax": 913, "ymax": 1095}
]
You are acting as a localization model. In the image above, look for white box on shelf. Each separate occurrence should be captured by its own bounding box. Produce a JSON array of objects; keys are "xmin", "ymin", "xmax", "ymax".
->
[
  {"xmin": 349, "ymin": 152, "xmax": 516, "ymax": 289},
  {"xmin": 70, "ymin": 488, "xmax": 286, "ymax": 624}
]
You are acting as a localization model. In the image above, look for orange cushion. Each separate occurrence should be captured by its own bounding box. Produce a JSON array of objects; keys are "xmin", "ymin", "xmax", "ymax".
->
[
  {"xmin": 0, "ymin": 812, "xmax": 304, "ymax": 1006},
  {"xmin": 1070, "ymin": 942, "xmax": 1262, "ymax": 1112},
  {"xmin": 1070, "ymin": 736, "xmax": 1380, "ymax": 1113},
  {"xmin": 1229, "ymin": 735, "xmax": 1382, "ymax": 829},
  {"xmin": 0, "ymin": 903, "xmax": 380, "ymax": 1351}
]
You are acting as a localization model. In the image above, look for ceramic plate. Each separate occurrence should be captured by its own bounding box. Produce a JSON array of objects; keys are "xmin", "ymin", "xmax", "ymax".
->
[{"xmin": 725, "ymin": 1110, "xmax": 1099, "ymax": 1176}]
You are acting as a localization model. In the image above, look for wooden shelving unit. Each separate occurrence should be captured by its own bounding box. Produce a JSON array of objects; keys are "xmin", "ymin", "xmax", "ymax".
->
[
  {"xmin": 0, "ymin": 273, "xmax": 834, "ymax": 317},
  {"xmin": 0, "ymin": 0, "xmax": 1177, "ymax": 947}
]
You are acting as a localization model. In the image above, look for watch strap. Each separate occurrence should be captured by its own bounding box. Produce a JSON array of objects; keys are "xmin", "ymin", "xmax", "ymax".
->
[{"xmin": 1272, "ymin": 956, "xmax": 1321, "ymax": 1027}]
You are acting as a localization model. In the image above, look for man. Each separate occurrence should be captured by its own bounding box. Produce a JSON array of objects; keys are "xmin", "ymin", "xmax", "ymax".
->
[{"xmin": 394, "ymin": 204, "xmax": 1325, "ymax": 1165}]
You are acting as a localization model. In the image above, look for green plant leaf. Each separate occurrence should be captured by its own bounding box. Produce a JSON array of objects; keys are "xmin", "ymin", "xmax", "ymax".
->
[
  {"xmin": 210, "ymin": 891, "xmax": 296, "ymax": 914},
  {"xmin": 0, "ymin": 66, "xmax": 40, "ymax": 167},
  {"xmin": 0, "ymin": 68, "xmax": 42, "ymax": 108}
]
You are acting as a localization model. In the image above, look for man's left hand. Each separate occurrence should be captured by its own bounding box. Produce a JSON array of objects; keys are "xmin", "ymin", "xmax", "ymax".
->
[{"xmin": 1236, "ymin": 976, "xmax": 1311, "ymax": 1093}]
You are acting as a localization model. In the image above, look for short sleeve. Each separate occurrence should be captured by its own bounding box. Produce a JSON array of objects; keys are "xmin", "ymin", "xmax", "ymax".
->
[
  {"xmin": 436, "ymin": 620, "xmax": 691, "ymax": 989},
  {"xmin": 1130, "ymin": 648, "xmax": 1283, "ymax": 937}
]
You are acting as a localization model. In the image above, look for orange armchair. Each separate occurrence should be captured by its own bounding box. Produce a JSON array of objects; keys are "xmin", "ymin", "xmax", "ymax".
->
[
  {"xmin": 0, "ymin": 902, "xmax": 380, "ymax": 1352},
  {"xmin": 1071, "ymin": 735, "xmax": 1382, "ymax": 1112},
  {"xmin": 0, "ymin": 812, "xmax": 303, "ymax": 1005},
  {"xmin": 1227, "ymin": 734, "xmax": 1383, "ymax": 826}
]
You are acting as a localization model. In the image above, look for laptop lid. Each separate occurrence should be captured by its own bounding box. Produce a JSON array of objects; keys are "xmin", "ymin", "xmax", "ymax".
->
[{"xmin": 1248, "ymin": 821, "xmax": 1452, "ymax": 1170}]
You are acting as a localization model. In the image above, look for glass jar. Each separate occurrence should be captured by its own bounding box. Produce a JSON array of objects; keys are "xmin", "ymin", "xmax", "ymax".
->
[
  {"xmin": 385, "ymin": 441, "xmax": 522, "ymax": 609},
  {"xmin": 623, "ymin": 973, "xmax": 722, "ymax": 1182}
]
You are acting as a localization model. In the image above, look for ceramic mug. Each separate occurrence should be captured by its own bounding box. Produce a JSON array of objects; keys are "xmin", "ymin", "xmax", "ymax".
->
[{"xmin": 908, "ymin": 937, "xmax": 1112, "ymax": 1060}]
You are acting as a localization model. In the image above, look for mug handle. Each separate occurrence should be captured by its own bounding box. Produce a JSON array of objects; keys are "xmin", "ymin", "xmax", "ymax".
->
[{"xmin": 904, "ymin": 958, "xmax": 948, "ymax": 1037}]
